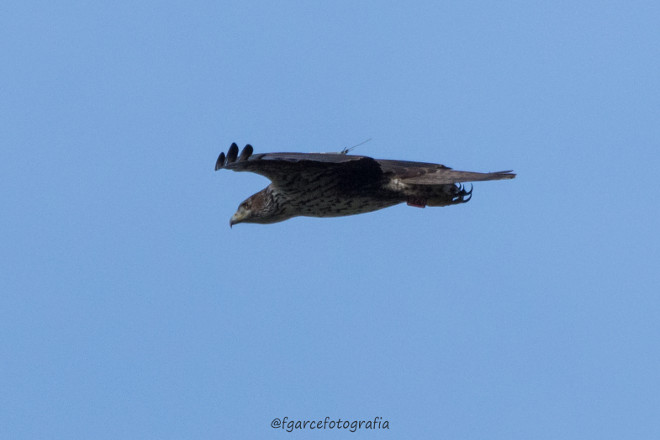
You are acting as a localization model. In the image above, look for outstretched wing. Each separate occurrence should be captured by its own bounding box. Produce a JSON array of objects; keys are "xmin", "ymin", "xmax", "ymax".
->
[
  {"xmin": 376, "ymin": 159, "xmax": 516, "ymax": 185},
  {"xmin": 215, "ymin": 143, "xmax": 383, "ymax": 190}
]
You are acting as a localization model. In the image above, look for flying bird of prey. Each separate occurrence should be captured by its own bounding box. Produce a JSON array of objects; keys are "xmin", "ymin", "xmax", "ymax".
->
[{"xmin": 215, "ymin": 143, "xmax": 515, "ymax": 227}]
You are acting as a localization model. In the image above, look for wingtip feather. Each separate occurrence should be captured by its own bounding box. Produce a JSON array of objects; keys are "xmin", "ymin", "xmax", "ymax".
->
[
  {"xmin": 216, "ymin": 143, "xmax": 256, "ymax": 171},
  {"xmin": 239, "ymin": 144, "xmax": 253, "ymax": 161},
  {"xmin": 215, "ymin": 152, "xmax": 226, "ymax": 171},
  {"xmin": 226, "ymin": 143, "xmax": 239, "ymax": 164}
]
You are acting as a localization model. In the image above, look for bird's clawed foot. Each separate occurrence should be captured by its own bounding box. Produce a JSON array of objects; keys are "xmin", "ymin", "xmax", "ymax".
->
[{"xmin": 453, "ymin": 183, "xmax": 473, "ymax": 203}]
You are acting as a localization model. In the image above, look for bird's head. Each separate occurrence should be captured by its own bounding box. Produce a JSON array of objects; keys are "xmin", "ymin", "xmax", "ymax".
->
[
  {"xmin": 229, "ymin": 187, "xmax": 292, "ymax": 227},
  {"xmin": 229, "ymin": 198, "xmax": 254, "ymax": 228}
]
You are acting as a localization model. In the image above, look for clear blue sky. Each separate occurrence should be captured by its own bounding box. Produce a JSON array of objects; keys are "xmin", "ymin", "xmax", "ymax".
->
[{"xmin": 2, "ymin": 1, "xmax": 659, "ymax": 438}]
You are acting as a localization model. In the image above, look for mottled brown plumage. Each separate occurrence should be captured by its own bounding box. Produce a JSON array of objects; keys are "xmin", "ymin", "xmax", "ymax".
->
[{"xmin": 215, "ymin": 143, "xmax": 515, "ymax": 227}]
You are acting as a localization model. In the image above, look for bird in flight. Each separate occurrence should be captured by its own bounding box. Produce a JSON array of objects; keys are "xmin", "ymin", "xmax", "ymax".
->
[{"xmin": 215, "ymin": 143, "xmax": 515, "ymax": 227}]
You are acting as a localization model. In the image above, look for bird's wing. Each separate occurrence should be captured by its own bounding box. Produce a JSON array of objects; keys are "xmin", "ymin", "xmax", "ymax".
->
[
  {"xmin": 215, "ymin": 143, "xmax": 383, "ymax": 190},
  {"xmin": 376, "ymin": 159, "xmax": 516, "ymax": 184}
]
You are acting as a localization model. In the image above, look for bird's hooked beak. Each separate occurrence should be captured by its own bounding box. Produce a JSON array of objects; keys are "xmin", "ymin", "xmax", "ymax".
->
[{"xmin": 229, "ymin": 208, "xmax": 249, "ymax": 228}]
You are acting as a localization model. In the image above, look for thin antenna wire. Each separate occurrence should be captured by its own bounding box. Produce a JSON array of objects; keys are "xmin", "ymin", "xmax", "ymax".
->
[{"xmin": 340, "ymin": 138, "xmax": 372, "ymax": 155}]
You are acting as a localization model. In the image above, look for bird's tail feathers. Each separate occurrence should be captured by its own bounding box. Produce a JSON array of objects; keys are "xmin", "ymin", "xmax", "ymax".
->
[{"xmin": 403, "ymin": 169, "xmax": 516, "ymax": 185}]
